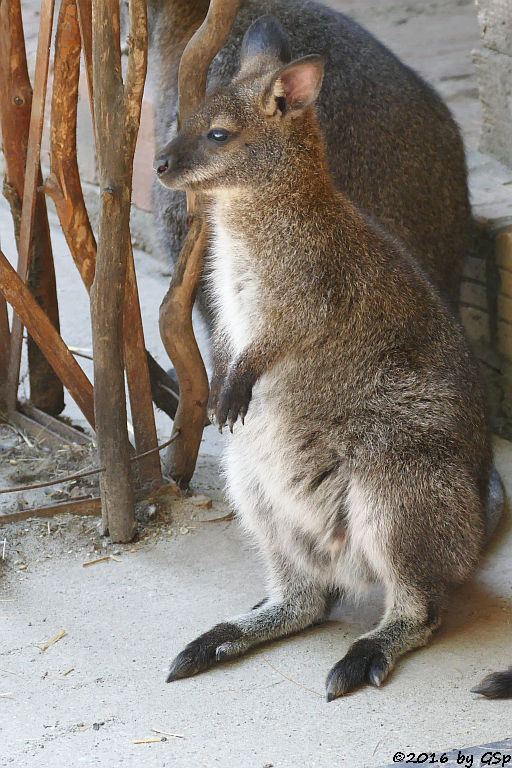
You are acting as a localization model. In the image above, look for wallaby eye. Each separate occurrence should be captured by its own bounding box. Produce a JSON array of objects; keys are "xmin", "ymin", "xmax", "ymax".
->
[{"xmin": 208, "ymin": 128, "xmax": 230, "ymax": 143}]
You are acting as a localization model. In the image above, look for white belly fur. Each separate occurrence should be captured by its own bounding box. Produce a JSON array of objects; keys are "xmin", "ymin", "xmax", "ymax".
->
[
  {"xmin": 210, "ymin": 213, "xmax": 387, "ymax": 595},
  {"xmin": 209, "ymin": 216, "xmax": 260, "ymax": 357}
]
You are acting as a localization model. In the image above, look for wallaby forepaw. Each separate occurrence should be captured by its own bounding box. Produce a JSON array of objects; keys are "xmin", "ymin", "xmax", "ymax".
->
[
  {"xmin": 166, "ymin": 622, "xmax": 244, "ymax": 683},
  {"xmin": 216, "ymin": 374, "xmax": 253, "ymax": 432},
  {"xmin": 325, "ymin": 638, "xmax": 391, "ymax": 701}
]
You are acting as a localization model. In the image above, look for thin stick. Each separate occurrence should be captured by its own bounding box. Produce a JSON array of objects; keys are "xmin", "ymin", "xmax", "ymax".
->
[
  {"xmin": 261, "ymin": 655, "xmax": 323, "ymax": 698},
  {"xmin": 198, "ymin": 512, "xmax": 234, "ymax": 524},
  {"xmin": 150, "ymin": 728, "xmax": 184, "ymax": 739},
  {"xmin": 82, "ymin": 556, "xmax": 110, "ymax": 567},
  {"xmin": 69, "ymin": 348, "xmax": 93, "ymax": 361}
]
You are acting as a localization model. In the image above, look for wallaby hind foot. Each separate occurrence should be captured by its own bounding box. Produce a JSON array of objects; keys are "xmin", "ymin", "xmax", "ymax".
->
[
  {"xmin": 470, "ymin": 470, "xmax": 510, "ymax": 699},
  {"xmin": 326, "ymin": 589, "xmax": 442, "ymax": 701},
  {"xmin": 167, "ymin": 577, "xmax": 333, "ymax": 682},
  {"xmin": 471, "ymin": 667, "xmax": 512, "ymax": 699}
]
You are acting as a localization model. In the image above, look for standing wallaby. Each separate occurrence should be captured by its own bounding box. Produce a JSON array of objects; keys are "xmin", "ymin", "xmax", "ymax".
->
[
  {"xmin": 148, "ymin": 0, "xmax": 473, "ymax": 312},
  {"xmin": 155, "ymin": 17, "xmax": 509, "ymax": 700}
]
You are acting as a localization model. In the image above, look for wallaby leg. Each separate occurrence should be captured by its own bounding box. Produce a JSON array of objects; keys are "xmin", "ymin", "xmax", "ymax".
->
[
  {"xmin": 167, "ymin": 571, "xmax": 333, "ymax": 683},
  {"xmin": 325, "ymin": 585, "xmax": 443, "ymax": 701}
]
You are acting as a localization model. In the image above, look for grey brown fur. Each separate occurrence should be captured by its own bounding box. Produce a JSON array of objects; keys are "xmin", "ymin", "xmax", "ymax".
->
[
  {"xmin": 148, "ymin": 0, "xmax": 473, "ymax": 312},
  {"xmin": 155, "ymin": 17, "xmax": 509, "ymax": 699}
]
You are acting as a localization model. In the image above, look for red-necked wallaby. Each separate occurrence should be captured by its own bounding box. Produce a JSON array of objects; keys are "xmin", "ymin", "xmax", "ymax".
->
[
  {"xmin": 148, "ymin": 0, "xmax": 473, "ymax": 316},
  {"xmin": 155, "ymin": 17, "xmax": 509, "ymax": 700}
]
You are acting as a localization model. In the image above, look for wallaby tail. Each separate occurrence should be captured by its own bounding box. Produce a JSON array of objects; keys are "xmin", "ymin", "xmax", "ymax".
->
[
  {"xmin": 484, "ymin": 466, "xmax": 506, "ymax": 544},
  {"xmin": 471, "ymin": 467, "xmax": 511, "ymax": 698}
]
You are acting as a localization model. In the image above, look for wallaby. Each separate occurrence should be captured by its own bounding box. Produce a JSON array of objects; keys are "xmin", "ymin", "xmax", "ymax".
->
[
  {"xmin": 148, "ymin": 0, "xmax": 473, "ymax": 313},
  {"xmin": 154, "ymin": 17, "xmax": 510, "ymax": 700}
]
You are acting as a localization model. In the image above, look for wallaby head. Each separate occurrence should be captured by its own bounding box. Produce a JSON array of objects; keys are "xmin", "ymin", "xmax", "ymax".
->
[{"xmin": 154, "ymin": 16, "xmax": 325, "ymax": 194}]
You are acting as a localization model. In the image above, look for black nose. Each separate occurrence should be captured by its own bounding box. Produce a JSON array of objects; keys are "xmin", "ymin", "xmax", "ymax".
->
[{"xmin": 154, "ymin": 157, "xmax": 169, "ymax": 175}]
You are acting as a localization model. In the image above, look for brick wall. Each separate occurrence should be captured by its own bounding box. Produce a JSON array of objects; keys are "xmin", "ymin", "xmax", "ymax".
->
[
  {"xmin": 473, "ymin": 0, "xmax": 512, "ymax": 166},
  {"xmin": 463, "ymin": 0, "xmax": 512, "ymax": 436}
]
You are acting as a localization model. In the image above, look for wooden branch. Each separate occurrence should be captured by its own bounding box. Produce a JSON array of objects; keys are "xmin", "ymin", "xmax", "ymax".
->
[
  {"xmin": 0, "ymin": 294, "xmax": 8, "ymax": 412},
  {"xmin": 160, "ymin": 216, "xmax": 209, "ymax": 484},
  {"xmin": 0, "ymin": 497, "xmax": 102, "ymax": 525},
  {"xmin": 123, "ymin": 0, "xmax": 147, "ymax": 148},
  {"xmin": 75, "ymin": 0, "xmax": 94, "ymax": 120},
  {"xmin": 0, "ymin": 249, "xmax": 95, "ymax": 427},
  {"xmin": 47, "ymin": 0, "xmax": 177, "ymax": 443},
  {"xmin": 123, "ymin": 251, "xmax": 163, "ymax": 487},
  {"xmin": 5, "ymin": 0, "xmax": 56, "ymax": 409},
  {"xmin": 159, "ymin": 0, "xmax": 241, "ymax": 484},
  {"xmin": 44, "ymin": 0, "xmax": 97, "ymax": 291},
  {"xmin": 177, "ymin": 0, "xmax": 242, "ymax": 126},
  {"xmin": 91, "ymin": 0, "xmax": 150, "ymax": 541},
  {"xmin": 0, "ymin": 0, "xmax": 63, "ymax": 415}
]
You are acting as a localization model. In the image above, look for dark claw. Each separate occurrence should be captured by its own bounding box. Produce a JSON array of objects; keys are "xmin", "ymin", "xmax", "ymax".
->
[
  {"xmin": 251, "ymin": 597, "xmax": 269, "ymax": 610},
  {"xmin": 325, "ymin": 638, "xmax": 390, "ymax": 701},
  {"xmin": 167, "ymin": 649, "xmax": 204, "ymax": 682},
  {"xmin": 166, "ymin": 622, "xmax": 243, "ymax": 683},
  {"xmin": 215, "ymin": 371, "xmax": 253, "ymax": 432}
]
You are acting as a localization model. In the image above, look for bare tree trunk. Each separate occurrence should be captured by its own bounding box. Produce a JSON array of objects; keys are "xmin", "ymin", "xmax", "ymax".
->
[
  {"xmin": 160, "ymin": 0, "xmax": 241, "ymax": 485},
  {"xmin": 91, "ymin": 0, "xmax": 148, "ymax": 541}
]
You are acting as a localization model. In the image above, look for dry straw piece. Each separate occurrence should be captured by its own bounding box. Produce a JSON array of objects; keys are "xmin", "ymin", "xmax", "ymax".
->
[
  {"xmin": 82, "ymin": 556, "xmax": 111, "ymax": 567},
  {"xmin": 133, "ymin": 738, "xmax": 167, "ymax": 744},
  {"xmin": 35, "ymin": 629, "xmax": 67, "ymax": 652}
]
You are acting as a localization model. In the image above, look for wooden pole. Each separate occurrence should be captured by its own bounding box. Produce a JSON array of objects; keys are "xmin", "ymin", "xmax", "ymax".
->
[
  {"xmin": 159, "ymin": 0, "xmax": 241, "ymax": 485},
  {"xmin": 91, "ymin": 0, "xmax": 148, "ymax": 541},
  {"xmin": 0, "ymin": 0, "xmax": 64, "ymax": 415}
]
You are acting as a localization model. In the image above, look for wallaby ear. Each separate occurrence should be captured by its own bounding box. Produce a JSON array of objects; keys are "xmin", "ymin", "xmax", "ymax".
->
[
  {"xmin": 263, "ymin": 55, "xmax": 325, "ymax": 116},
  {"xmin": 240, "ymin": 15, "xmax": 291, "ymax": 68}
]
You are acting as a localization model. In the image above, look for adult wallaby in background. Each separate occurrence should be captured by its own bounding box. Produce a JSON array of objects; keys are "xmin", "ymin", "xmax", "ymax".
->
[
  {"xmin": 154, "ymin": 17, "xmax": 510, "ymax": 700},
  {"xmin": 148, "ymin": 0, "xmax": 473, "ymax": 314}
]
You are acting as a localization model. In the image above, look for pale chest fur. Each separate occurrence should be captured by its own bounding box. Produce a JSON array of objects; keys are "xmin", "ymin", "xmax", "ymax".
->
[{"xmin": 209, "ymin": 208, "xmax": 261, "ymax": 358}]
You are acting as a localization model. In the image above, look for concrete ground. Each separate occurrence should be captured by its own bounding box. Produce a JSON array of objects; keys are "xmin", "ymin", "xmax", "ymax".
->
[
  {"xmin": 1, "ymin": 438, "xmax": 511, "ymax": 768},
  {"xmin": 1, "ymin": 1, "xmax": 512, "ymax": 767}
]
